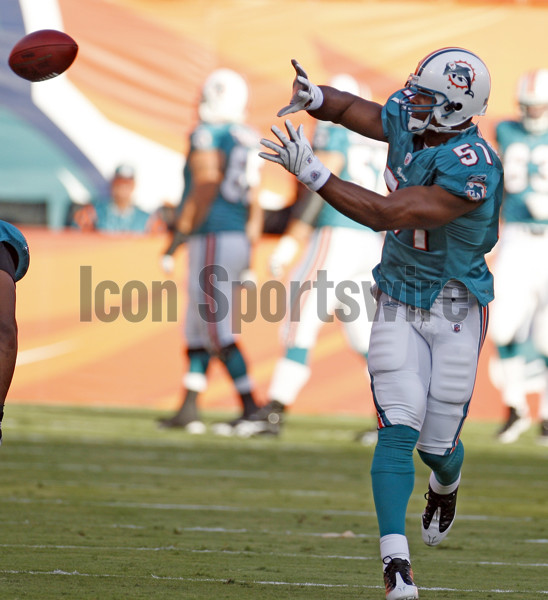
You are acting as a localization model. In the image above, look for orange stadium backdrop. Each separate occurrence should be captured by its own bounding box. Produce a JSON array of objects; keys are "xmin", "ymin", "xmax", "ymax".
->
[{"xmin": 8, "ymin": 0, "xmax": 548, "ymax": 421}]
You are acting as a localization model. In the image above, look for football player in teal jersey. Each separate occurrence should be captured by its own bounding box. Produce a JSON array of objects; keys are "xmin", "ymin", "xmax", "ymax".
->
[
  {"xmin": 260, "ymin": 48, "xmax": 503, "ymax": 600},
  {"xmin": 158, "ymin": 69, "xmax": 263, "ymax": 434},
  {"xmin": 490, "ymin": 69, "xmax": 548, "ymax": 445},
  {"xmin": 237, "ymin": 74, "xmax": 386, "ymax": 438},
  {"xmin": 0, "ymin": 221, "xmax": 29, "ymax": 445}
]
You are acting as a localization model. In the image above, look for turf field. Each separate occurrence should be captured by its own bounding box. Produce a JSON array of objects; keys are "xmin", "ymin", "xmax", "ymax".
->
[{"xmin": 0, "ymin": 404, "xmax": 546, "ymax": 599}]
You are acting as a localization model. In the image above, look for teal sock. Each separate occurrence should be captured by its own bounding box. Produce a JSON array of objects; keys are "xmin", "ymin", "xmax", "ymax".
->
[
  {"xmin": 187, "ymin": 348, "xmax": 211, "ymax": 374},
  {"xmin": 418, "ymin": 440, "xmax": 464, "ymax": 486},
  {"xmin": 218, "ymin": 343, "xmax": 248, "ymax": 380},
  {"xmin": 370, "ymin": 425, "xmax": 420, "ymax": 537}
]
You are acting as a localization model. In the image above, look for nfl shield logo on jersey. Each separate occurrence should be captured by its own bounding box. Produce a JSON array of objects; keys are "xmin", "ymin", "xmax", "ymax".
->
[{"xmin": 452, "ymin": 322, "xmax": 462, "ymax": 333}]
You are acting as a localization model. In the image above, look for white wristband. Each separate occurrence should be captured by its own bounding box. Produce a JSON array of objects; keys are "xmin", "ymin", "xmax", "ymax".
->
[
  {"xmin": 307, "ymin": 82, "xmax": 324, "ymax": 111},
  {"xmin": 297, "ymin": 155, "xmax": 331, "ymax": 192}
]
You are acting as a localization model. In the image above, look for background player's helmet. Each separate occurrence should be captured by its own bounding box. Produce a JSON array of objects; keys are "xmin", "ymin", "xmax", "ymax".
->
[
  {"xmin": 330, "ymin": 73, "xmax": 372, "ymax": 101},
  {"xmin": 517, "ymin": 69, "xmax": 548, "ymax": 134},
  {"xmin": 198, "ymin": 68, "xmax": 248, "ymax": 124},
  {"xmin": 399, "ymin": 47, "xmax": 491, "ymax": 133}
]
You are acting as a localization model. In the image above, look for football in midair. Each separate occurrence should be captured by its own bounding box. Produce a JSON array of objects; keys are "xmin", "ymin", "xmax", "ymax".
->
[{"xmin": 8, "ymin": 29, "xmax": 78, "ymax": 82}]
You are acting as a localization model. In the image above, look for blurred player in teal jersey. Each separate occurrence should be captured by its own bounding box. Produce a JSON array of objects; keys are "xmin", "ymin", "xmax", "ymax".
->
[
  {"xmin": 490, "ymin": 69, "xmax": 548, "ymax": 445},
  {"xmin": 158, "ymin": 68, "xmax": 263, "ymax": 434},
  {"xmin": 0, "ymin": 221, "xmax": 29, "ymax": 445},
  {"xmin": 260, "ymin": 48, "xmax": 503, "ymax": 599},
  {"xmin": 236, "ymin": 74, "xmax": 386, "ymax": 438}
]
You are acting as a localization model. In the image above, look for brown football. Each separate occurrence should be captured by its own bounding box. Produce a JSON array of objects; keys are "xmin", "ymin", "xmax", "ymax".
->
[{"xmin": 8, "ymin": 29, "xmax": 78, "ymax": 82}]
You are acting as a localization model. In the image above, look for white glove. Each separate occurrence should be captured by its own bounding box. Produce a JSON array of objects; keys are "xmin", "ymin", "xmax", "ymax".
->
[
  {"xmin": 259, "ymin": 120, "xmax": 331, "ymax": 192},
  {"xmin": 239, "ymin": 268, "xmax": 257, "ymax": 289},
  {"xmin": 277, "ymin": 59, "xmax": 324, "ymax": 117},
  {"xmin": 160, "ymin": 254, "xmax": 175, "ymax": 275},
  {"xmin": 269, "ymin": 235, "xmax": 299, "ymax": 277}
]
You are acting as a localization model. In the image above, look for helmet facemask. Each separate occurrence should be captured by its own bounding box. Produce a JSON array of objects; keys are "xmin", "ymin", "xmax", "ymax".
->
[{"xmin": 399, "ymin": 81, "xmax": 459, "ymax": 134}]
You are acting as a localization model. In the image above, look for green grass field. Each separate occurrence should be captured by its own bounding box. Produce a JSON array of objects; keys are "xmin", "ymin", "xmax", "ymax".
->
[{"xmin": 0, "ymin": 404, "xmax": 546, "ymax": 599}]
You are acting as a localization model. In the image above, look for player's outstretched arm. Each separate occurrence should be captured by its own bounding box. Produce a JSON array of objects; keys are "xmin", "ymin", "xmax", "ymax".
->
[
  {"xmin": 277, "ymin": 59, "xmax": 386, "ymax": 141},
  {"xmin": 260, "ymin": 119, "xmax": 480, "ymax": 232}
]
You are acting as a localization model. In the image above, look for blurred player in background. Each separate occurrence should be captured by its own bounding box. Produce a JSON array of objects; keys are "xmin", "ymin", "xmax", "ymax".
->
[
  {"xmin": 260, "ymin": 48, "xmax": 502, "ymax": 600},
  {"xmin": 236, "ymin": 75, "xmax": 386, "ymax": 438},
  {"xmin": 71, "ymin": 164, "xmax": 165, "ymax": 234},
  {"xmin": 158, "ymin": 68, "xmax": 264, "ymax": 434},
  {"xmin": 489, "ymin": 68, "xmax": 548, "ymax": 445},
  {"xmin": 0, "ymin": 222, "xmax": 29, "ymax": 445}
]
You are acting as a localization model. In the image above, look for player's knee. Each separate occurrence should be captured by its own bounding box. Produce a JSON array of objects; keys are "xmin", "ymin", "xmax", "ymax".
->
[
  {"xmin": 215, "ymin": 342, "xmax": 238, "ymax": 363},
  {"xmin": 371, "ymin": 425, "xmax": 420, "ymax": 475},
  {"xmin": 418, "ymin": 440, "xmax": 464, "ymax": 484}
]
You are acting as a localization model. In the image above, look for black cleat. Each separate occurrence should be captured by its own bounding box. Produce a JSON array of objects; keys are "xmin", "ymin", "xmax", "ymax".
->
[
  {"xmin": 383, "ymin": 557, "xmax": 418, "ymax": 599},
  {"xmin": 421, "ymin": 485, "xmax": 458, "ymax": 546},
  {"xmin": 497, "ymin": 407, "xmax": 532, "ymax": 444},
  {"xmin": 233, "ymin": 400, "xmax": 285, "ymax": 437}
]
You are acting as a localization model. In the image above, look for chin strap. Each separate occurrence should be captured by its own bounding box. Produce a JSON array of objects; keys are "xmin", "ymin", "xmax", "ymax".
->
[
  {"xmin": 408, "ymin": 116, "xmax": 475, "ymax": 135},
  {"xmin": 425, "ymin": 121, "xmax": 475, "ymax": 134}
]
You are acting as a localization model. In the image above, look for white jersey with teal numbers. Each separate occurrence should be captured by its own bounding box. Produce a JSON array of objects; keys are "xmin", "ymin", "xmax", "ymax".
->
[
  {"xmin": 496, "ymin": 120, "xmax": 548, "ymax": 225},
  {"xmin": 182, "ymin": 122, "xmax": 261, "ymax": 235},
  {"xmin": 313, "ymin": 122, "xmax": 387, "ymax": 230},
  {"xmin": 374, "ymin": 90, "xmax": 504, "ymax": 310}
]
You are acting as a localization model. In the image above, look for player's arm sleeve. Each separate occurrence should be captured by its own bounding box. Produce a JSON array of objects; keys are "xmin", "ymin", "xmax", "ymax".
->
[
  {"xmin": 380, "ymin": 93, "xmax": 402, "ymax": 145},
  {"xmin": 433, "ymin": 147, "xmax": 500, "ymax": 204},
  {"xmin": 0, "ymin": 222, "xmax": 29, "ymax": 281},
  {"xmin": 0, "ymin": 243, "xmax": 17, "ymax": 282}
]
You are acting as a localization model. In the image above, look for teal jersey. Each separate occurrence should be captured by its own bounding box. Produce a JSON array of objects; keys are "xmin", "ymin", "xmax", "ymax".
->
[
  {"xmin": 0, "ymin": 220, "xmax": 29, "ymax": 281},
  {"xmin": 93, "ymin": 201, "xmax": 152, "ymax": 233},
  {"xmin": 313, "ymin": 122, "xmax": 387, "ymax": 230},
  {"xmin": 182, "ymin": 122, "xmax": 260, "ymax": 235},
  {"xmin": 496, "ymin": 120, "xmax": 548, "ymax": 225},
  {"xmin": 374, "ymin": 90, "xmax": 504, "ymax": 309}
]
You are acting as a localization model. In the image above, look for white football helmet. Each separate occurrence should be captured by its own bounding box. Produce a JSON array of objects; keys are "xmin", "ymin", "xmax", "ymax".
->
[
  {"xmin": 517, "ymin": 69, "xmax": 548, "ymax": 134},
  {"xmin": 198, "ymin": 68, "xmax": 248, "ymax": 124},
  {"xmin": 399, "ymin": 47, "xmax": 491, "ymax": 133}
]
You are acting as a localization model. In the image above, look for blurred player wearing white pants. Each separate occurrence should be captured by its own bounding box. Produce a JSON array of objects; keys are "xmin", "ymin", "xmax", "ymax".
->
[{"xmin": 490, "ymin": 68, "xmax": 548, "ymax": 444}]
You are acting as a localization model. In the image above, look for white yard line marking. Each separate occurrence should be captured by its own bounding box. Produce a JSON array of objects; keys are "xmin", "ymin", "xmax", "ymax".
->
[
  {"xmin": 0, "ymin": 496, "xmax": 536, "ymax": 523},
  {"xmin": 0, "ymin": 570, "xmax": 546, "ymax": 594},
  {"xmin": 0, "ymin": 543, "xmax": 546, "ymax": 568}
]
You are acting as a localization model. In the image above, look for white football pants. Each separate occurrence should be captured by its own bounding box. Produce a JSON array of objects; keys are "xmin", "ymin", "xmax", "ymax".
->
[{"xmin": 367, "ymin": 281, "xmax": 488, "ymax": 455}]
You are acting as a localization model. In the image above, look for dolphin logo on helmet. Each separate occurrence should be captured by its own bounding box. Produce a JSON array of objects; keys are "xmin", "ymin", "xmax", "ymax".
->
[{"xmin": 443, "ymin": 61, "xmax": 475, "ymax": 97}]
